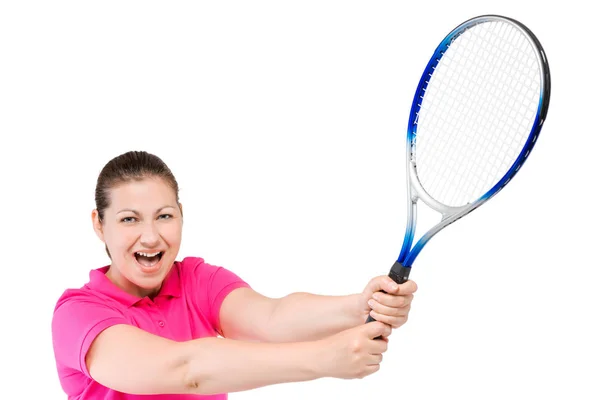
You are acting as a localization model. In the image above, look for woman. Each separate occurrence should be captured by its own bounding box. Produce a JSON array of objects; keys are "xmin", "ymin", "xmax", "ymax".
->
[{"xmin": 52, "ymin": 150, "xmax": 417, "ymax": 399}]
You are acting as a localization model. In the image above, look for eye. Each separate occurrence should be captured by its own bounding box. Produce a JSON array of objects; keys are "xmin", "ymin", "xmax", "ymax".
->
[
  {"xmin": 158, "ymin": 214, "xmax": 173, "ymax": 220},
  {"xmin": 121, "ymin": 217, "xmax": 137, "ymax": 223}
]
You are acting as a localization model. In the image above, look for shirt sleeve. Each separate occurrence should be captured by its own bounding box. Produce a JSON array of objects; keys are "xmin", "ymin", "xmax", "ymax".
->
[
  {"xmin": 183, "ymin": 257, "xmax": 251, "ymax": 335},
  {"xmin": 52, "ymin": 291, "xmax": 129, "ymax": 378}
]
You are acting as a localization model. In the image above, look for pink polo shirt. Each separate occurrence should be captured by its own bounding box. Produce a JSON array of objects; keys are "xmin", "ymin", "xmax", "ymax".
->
[{"xmin": 52, "ymin": 256, "xmax": 251, "ymax": 400}]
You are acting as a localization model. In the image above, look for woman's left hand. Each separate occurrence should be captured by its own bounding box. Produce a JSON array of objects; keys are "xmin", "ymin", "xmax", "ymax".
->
[{"xmin": 360, "ymin": 276, "xmax": 418, "ymax": 329}]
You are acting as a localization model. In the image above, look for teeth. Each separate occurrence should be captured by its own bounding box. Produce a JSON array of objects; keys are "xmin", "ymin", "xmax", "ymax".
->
[{"xmin": 136, "ymin": 251, "xmax": 161, "ymax": 257}]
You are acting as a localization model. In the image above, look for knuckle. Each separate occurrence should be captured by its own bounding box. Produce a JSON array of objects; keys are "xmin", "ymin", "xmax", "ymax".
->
[
  {"xmin": 395, "ymin": 305, "xmax": 410, "ymax": 318},
  {"xmin": 350, "ymin": 339, "xmax": 362, "ymax": 353},
  {"xmin": 393, "ymin": 319, "xmax": 406, "ymax": 328},
  {"xmin": 370, "ymin": 301, "xmax": 380, "ymax": 312}
]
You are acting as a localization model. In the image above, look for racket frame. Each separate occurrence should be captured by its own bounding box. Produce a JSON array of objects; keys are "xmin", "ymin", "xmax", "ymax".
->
[
  {"xmin": 366, "ymin": 14, "xmax": 551, "ymax": 327},
  {"xmin": 393, "ymin": 14, "xmax": 551, "ymax": 274}
]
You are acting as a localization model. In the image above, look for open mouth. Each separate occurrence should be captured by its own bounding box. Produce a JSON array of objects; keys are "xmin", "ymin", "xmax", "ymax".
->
[{"xmin": 134, "ymin": 251, "xmax": 164, "ymax": 270}]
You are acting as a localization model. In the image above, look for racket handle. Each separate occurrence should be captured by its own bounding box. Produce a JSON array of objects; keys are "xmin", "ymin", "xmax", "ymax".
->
[
  {"xmin": 388, "ymin": 261, "xmax": 412, "ymax": 285},
  {"xmin": 365, "ymin": 261, "xmax": 412, "ymax": 336}
]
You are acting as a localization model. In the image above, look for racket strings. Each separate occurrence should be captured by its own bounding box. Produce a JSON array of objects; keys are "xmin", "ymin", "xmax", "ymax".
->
[
  {"xmin": 437, "ymin": 26, "xmax": 526, "ymax": 202},
  {"xmin": 414, "ymin": 20, "xmax": 541, "ymax": 207}
]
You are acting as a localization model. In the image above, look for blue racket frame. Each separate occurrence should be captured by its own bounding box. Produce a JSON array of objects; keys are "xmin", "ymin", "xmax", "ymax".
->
[{"xmin": 373, "ymin": 15, "xmax": 551, "ymax": 299}]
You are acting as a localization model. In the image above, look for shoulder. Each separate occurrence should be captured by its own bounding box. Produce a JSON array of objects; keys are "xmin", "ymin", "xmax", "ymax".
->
[
  {"xmin": 52, "ymin": 271, "xmax": 130, "ymax": 342},
  {"xmin": 53, "ymin": 266, "xmax": 120, "ymax": 314},
  {"xmin": 53, "ymin": 281, "xmax": 123, "ymax": 315},
  {"xmin": 176, "ymin": 256, "xmax": 207, "ymax": 272},
  {"xmin": 52, "ymin": 286, "xmax": 129, "ymax": 376},
  {"xmin": 176, "ymin": 256, "xmax": 248, "ymax": 288},
  {"xmin": 175, "ymin": 257, "xmax": 251, "ymax": 334},
  {"xmin": 176, "ymin": 256, "xmax": 227, "ymax": 283},
  {"xmin": 52, "ymin": 287, "xmax": 126, "ymax": 335}
]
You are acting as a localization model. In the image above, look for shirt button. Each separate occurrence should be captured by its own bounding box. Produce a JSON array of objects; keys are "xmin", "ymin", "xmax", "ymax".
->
[{"xmin": 158, "ymin": 321, "xmax": 165, "ymax": 327}]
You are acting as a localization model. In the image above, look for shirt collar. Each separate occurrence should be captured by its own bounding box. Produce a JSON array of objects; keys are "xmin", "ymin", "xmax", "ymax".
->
[{"xmin": 87, "ymin": 262, "xmax": 182, "ymax": 307}]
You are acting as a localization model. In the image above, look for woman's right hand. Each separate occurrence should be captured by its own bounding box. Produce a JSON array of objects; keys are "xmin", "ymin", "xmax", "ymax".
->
[{"xmin": 314, "ymin": 321, "xmax": 391, "ymax": 380}]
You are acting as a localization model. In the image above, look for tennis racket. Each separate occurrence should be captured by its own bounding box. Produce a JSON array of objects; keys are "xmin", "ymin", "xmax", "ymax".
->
[{"xmin": 366, "ymin": 14, "xmax": 551, "ymax": 324}]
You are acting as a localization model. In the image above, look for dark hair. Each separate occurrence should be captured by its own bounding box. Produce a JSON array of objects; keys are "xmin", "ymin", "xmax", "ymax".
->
[{"xmin": 95, "ymin": 151, "xmax": 180, "ymax": 258}]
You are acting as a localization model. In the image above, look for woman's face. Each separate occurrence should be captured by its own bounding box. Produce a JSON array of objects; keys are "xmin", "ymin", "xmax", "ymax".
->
[{"xmin": 92, "ymin": 177, "xmax": 183, "ymax": 298}]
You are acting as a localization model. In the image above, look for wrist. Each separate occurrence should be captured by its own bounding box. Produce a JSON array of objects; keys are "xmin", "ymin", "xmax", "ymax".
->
[
  {"xmin": 304, "ymin": 338, "xmax": 329, "ymax": 379},
  {"xmin": 349, "ymin": 293, "xmax": 368, "ymax": 325}
]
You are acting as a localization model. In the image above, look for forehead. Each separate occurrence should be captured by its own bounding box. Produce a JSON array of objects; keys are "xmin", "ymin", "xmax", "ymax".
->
[{"xmin": 108, "ymin": 177, "xmax": 178, "ymax": 210}]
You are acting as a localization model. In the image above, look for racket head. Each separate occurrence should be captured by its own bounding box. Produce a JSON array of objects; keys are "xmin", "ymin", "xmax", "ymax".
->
[{"xmin": 399, "ymin": 15, "xmax": 551, "ymax": 266}]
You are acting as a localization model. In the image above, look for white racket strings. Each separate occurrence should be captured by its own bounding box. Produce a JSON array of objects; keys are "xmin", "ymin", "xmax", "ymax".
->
[{"xmin": 415, "ymin": 20, "xmax": 542, "ymax": 207}]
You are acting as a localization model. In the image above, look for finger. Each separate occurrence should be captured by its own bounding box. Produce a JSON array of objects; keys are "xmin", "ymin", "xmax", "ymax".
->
[
  {"xmin": 365, "ymin": 320, "xmax": 392, "ymax": 339},
  {"xmin": 366, "ymin": 353, "xmax": 384, "ymax": 365},
  {"xmin": 369, "ymin": 309, "xmax": 409, "ymax": 329},
  {"xmin": 396, "ymin": 280, "xmax": 418, "ymax": 295},
  {"xmin": 374, "ymin": 278, "xmax": 417, "ymax": 296},
  {"xmin": 381, "ymin": 279, "xmax": 418, "ymax": 295},
  {"xmin": 360, "ymin": 364, "xmax": 381, "ymax": 378},
  {"xmin": 383, "ymin": 276, "xmax": 400, "ymax": 293},
  {"xmin": 372, "ymin": 291, "xmax": 414, "ymax": 308},
  {"xmin": 376, "ymin": 334, "xmax": 390, "ymax": 343},
  {"xmin": 368, "ymin": 298, "xmax": 410, "ymax": 317},
  {"xmin": 367, "ymin": 337, "xmax": 389, "ymax": 355},
  {"xmin": 366, "ymin": 276, "xmax": 398, "ymax": 295}
]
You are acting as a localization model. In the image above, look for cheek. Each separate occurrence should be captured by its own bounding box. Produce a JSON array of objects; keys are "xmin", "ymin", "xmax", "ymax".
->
[
  {"xmin": 163, "ymin": 223, "xmax": 182, "ymax": 246},
  {"xmin": 104, "ymin": 227, "xmax": 137, "ymax": 252}
]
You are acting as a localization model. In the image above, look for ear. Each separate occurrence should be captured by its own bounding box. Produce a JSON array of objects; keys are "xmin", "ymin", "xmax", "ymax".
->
[
  {"xmin": 178, "ymin": 202, "xmax": 184, "ymax": 220},
  {"xmin": 91, "ymin": 209, "xmax": 105, "ymax": 242}
]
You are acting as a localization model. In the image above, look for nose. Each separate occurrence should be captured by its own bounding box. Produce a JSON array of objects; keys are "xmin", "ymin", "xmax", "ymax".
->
[{"xmin": 140, "ymin": 220, "xmax": 160, "ymax": 247}]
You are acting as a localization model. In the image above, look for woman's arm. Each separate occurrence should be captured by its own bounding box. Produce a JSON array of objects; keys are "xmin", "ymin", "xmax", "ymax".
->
[
  {"xmin": 86, "ymin": 321, "xmax": 391, "ymax": 395},
  {"xmin": 219, "ymin": 277, "xmax": 417, "ymax": 343},
  {"xmin": 219, "ymin": 288, "xmax": 363, "ymax": 343}
]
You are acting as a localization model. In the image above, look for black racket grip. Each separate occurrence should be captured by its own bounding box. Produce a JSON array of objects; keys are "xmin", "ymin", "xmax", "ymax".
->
[{"xmin": 365, "ymin": 262, "xmax": 411, "ymax": 339}]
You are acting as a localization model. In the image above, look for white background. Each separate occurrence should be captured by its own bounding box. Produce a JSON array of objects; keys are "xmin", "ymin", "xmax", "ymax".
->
[{"xmin": 1, "ymin": 1, "xmax": 598, "ymax": 399}]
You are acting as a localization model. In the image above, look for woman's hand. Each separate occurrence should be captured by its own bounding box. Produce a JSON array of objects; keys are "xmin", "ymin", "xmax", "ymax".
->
[
  {"xmin": 314, "ymin": 321, "xmax": 391, "ymax": 379},
  {"xmin": 360, "ymin": 276, "xmax": 418, "ymax": 329}
]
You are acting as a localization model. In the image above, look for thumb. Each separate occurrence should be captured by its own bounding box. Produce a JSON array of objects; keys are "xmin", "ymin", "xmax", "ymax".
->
[
  {"xmin": 365, "ymin": 321, "xmax": 391, "ymax": 339},
  {"xmin": 365, "ymin": 275, "xmax": 398, "ymax": 295}
]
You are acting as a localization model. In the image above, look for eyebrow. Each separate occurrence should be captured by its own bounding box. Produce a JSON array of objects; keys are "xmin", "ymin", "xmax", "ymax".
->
[{"xmin": 116, "ymin": 206, "xmax": 176, "ymax": 215}]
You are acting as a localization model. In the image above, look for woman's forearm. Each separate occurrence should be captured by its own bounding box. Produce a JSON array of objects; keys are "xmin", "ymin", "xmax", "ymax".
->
[
  {"xmin": 181, "ymin": 336, "xmax": 322, "ymax": 395},
  {"xmin": 265, "ymin": 292, "xmax": 364, "ymax": 342}
]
